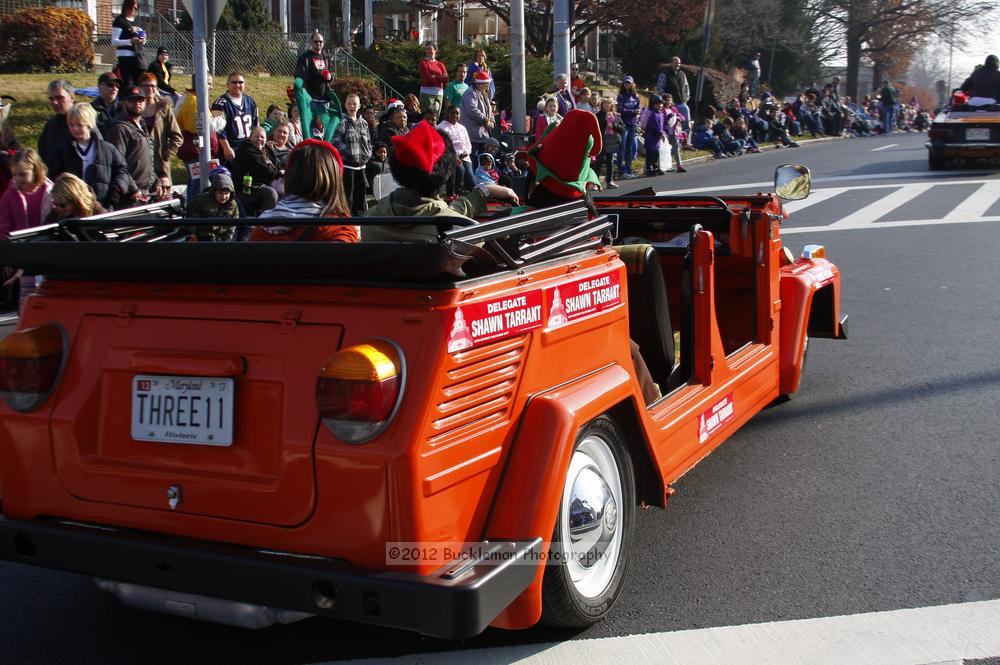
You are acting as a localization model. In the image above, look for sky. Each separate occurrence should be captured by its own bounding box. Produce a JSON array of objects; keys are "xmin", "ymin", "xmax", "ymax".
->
[{"xmin": 948, "ymin": 37, "xmax": 1000, "ymax": 85}]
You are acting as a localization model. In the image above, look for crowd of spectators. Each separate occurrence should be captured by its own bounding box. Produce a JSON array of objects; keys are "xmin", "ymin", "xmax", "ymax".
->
[{"xmin": 0, "ymin": 6, "xmax": 952, "ymax": 265}]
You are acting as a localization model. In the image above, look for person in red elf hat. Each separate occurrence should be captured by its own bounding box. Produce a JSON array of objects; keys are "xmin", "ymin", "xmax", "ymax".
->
[
  {"xmin": 525, "ymin": 109, "xmax": 603, "ymax": 209},
  {"xmin": 364, "ymin": 120, "xmax": 518, "ymax": 242},
  {"xmin": 525, "ymin": 109, "xmax": 662, "ymax": 403}
]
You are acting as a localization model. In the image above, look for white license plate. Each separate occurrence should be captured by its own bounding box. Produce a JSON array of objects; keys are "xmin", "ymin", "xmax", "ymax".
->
[
  {"xmin": 131, "ymin": 375, "xmax": 234, "ymax": 446},
  {"xmin": 966, "ymin": 128, "xmax": 990, "ymax": 141}
]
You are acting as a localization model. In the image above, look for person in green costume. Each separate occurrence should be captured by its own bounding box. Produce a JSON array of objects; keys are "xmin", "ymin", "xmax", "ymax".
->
[{"xmin": 293, "ymin": 30, "xmax": 342, "ymax": 142}]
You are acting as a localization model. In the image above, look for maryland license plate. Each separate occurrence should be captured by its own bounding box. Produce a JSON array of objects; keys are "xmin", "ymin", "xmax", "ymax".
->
[
  {"xmin": 131, "ymin": 375, "xmax": 234, "ymax": 446},
  {"xmin": 966, "ymin": 128, "xmax": 990, "ymax": 141}
]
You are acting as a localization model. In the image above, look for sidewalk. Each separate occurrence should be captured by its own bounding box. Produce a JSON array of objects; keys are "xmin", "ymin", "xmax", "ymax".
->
[{"xmin": 620, "ymin": 134, "xmax": 842, "ymax": 180}]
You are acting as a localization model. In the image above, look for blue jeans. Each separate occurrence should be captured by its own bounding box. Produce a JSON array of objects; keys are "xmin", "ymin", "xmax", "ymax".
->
[
  {"xmin": 884, "ymin": 106, "xmax": 896, "ymax": 133},
  {"xmin": 619, "ymin": 125, "xmax": 638, "ymax": 174},
  {"xmin": 676, "ymin": 103, "xmax": 691, "ymax": 135}
]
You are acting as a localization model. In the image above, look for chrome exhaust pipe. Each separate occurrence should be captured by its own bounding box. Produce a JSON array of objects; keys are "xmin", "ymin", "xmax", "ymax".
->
[{"xmin": 95, "ymin": 579, "xmax": 313, "ymax": 629}]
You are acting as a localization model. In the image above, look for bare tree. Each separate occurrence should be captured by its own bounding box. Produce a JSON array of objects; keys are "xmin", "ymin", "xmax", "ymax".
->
[
  {"xmin": 804, "ymin": 0, "xmax": 996, "ymax": 100},
  {"xmin": 908, "ymin": 49, "xmax": 947, "ymax": 89}
]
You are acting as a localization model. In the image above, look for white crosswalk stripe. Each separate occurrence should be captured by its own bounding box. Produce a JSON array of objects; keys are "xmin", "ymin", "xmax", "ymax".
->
[
  {"xmin": 656, "ymin": 175, "xmax": 1000, "ymax": 233},
  {"xmin": 942, "ymin": 180, "xmax": 1000, "ymax": 220},
  {"xmin": 828, "ymin": 183, "xmax": 936, "ymax": 228},
  {"xmin": 781, "ymin": 177, "xmax": 1000, "ymax": 234},
  {"xmin": 781, "ymin": 187, "xmax": 846, "ymax": 214}
]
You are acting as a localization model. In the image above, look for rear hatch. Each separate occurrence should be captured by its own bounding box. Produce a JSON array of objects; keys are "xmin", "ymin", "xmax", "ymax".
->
[{"xmin": 49, "ymin": 300, "xmax": 342, "ymax": 526}]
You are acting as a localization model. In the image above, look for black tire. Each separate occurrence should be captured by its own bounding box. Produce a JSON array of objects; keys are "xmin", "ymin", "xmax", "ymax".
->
[
  {"xmin": 774, "ymin": 334, "xmax": 809, "ymax": 404},
  {"xmin": 928, "ymin": 153, "xmax": 946, "ymax": 170},
  {"xmin": 541, "ymin": 415, "xmax": 635, "ymax": 627}
]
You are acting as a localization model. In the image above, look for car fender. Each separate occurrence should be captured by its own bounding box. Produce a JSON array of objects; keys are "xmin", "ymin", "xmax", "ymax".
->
[
  {"xmin": 779, "ymin": 257, "xmax": 845, "ymax": 394},
  {"xmin": 482, "ymin": 362, "xmax": 637, "ymax": 630}
]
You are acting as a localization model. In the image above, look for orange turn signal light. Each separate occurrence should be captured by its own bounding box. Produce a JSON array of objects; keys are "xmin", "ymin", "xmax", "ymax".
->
[
  {"xmin": 316, "ymin": 339, "xmax": 405, "ymax": 443},
  {"xmin": 0, "ymin": 323, "xmax": 67, "ymax": 412}
]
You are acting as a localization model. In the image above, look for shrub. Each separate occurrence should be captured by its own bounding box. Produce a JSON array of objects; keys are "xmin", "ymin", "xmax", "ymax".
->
[
  {"xmin": 0, "ymin": 7, "xmax": 94, "ymax": 73},
  {"xmin": 332, "ymin": 76, "xmax": 383, "ymax": 111}
]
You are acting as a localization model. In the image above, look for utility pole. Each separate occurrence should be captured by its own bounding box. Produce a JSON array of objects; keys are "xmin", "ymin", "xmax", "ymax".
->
[
  {"xmin": 342, "ymin": 0, "xmax": 351, "ymax": 50},
  {"xmin": 553, "ymin": 0, "xmax": 570, "ymax": 78},
  {"xmin": 695, "ymin": 0, "xmax": 714, "ymax": 110},
  {"xmin": 946, "ymin": 21, "xmax": 955, "ymax": 93},
  {"xmin": 510, "ymin": 0, "xmax": 526, "ymax": 136},
  {"xmin": 364, "ymin": 0, "xmax": 373, "ymax": 48}
]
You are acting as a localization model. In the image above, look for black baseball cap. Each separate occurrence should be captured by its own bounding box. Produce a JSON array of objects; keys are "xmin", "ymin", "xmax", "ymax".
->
[
  {"xmin": 122, "ymin": 85, "xmax": 144, "ymax": 100},
  {"xmin": 98, "ymin": 72, "xmax": 123, "ymax": 86},
  {"xmin": 156, "ymin": 46, "xmax": 169, "ymax": 56}
]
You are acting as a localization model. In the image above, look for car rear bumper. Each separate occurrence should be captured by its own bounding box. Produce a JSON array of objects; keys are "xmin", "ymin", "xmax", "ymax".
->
[
  {"xmin": 0, "ymin": 516, "xmax": 542, "ymax": 639},
  {"xmin": 926, "ymin": 141, "xmax": 1000, "ymax": 157}
]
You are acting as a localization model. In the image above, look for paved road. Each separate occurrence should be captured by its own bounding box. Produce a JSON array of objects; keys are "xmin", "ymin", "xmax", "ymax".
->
[{"xmin": 2, "ymin": 132, "xmax": 999, "ymax": 664}]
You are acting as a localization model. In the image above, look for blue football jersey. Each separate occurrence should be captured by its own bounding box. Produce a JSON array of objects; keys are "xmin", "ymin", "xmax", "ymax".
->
[{"xmin": 212, "ymin": 93, "xmax": 259, "ymax": 143}]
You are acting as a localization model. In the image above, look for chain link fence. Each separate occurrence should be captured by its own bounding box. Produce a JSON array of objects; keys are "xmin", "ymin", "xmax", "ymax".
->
[
  {"xmin": 0, "ymin": 0, "xmax": 49, "ymax": 14},
  {"xmin": 94, "ymin": 30, "xmax": 401, "ymax": 100}
]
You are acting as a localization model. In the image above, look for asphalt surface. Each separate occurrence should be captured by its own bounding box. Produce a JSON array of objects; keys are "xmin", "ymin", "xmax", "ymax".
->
[{"xmin": 2, "ymin": 132, "xmax": 999, "ymax": 664}]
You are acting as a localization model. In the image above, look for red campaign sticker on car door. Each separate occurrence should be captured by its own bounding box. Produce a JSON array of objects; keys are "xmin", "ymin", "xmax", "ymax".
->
[
  {"xmin": 698, "ymin": 392, "xmax": 735, "ymax": 444},
  {"xmin": 447, "ymin": 290, "xmax": 543, "ymax": 353},
  {"xmin": 545, "ymin": 270, "xmax": 622, "ymax": 329}
]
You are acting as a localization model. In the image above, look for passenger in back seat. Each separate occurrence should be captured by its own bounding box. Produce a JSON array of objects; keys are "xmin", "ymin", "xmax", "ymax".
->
[
  {"xmin": 250, "ymin": 139, "xmax": 358, "ymax": 242},
  {"xmin": 364, "ymin": 121, "xmax": 518, "ymax": 243},
  {"xmin": 525, "ymin": 110, "xmax": 661, "ymax": 403}
]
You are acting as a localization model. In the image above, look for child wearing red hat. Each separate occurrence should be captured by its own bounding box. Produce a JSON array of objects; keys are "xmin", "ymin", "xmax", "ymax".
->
[{"xmin": 364, "ymin": 120, "xmax": 519, "ymax": 242}]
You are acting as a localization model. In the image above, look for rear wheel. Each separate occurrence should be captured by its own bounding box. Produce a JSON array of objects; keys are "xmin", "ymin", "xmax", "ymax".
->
[
  {"xmin": 928, "ymin": 153, "xmax": 946, "ymax": 170},
  {"xmin": 541, "ymin": 415, "xmax": 635, "ymax": 627}
]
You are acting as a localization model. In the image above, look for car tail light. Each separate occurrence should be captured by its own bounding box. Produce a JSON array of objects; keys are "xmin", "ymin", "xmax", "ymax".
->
[
  {"xmin": 316, "ymin": 339, "xmax": 405, "ymax": 443},
  {"xmin": 928, "ymin": 127, "xmax": 949, "ymax": 141},
  {"xmin": 0, "ymin": 323, "xmax": 67, "ymax": 412}
]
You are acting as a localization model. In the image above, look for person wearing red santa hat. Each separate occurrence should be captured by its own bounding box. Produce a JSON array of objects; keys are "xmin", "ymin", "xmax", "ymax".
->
[{"xmin": 364, "ymin": 120, "xmax": 518, "ymax": 242}]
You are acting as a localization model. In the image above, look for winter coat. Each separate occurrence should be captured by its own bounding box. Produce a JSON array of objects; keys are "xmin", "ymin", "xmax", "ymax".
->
[
  {"xmin": 250, "ymin": 194, "xmax": 358, "ymax": 242},
  {"xmin": 91, "ymin": 97, "xmax": 121, "ymax": 136},
  {"xmin": 104, "ymin": 116, "xmax": 156, "ymax": 194},
  {"xmin": 187, "ymin": 190, "xmax": 239, "ymax": 219},
  {"xmin": 376, "ymin": 121, "xmax": 407, "ymax": 150},
  {"xmin": 460, "ymin": 86, "xmax": 493, "ymax": 144},
  {"xmin": 643, "ymin": 109, "xmax": 665, "ymax": 149},
  {"xmin": 596, "ymin": 110, "xmax": 623, "ymax": 155},
  {"xmin": 364, "ymin": 186, "xmax": 488, "ymax": 243},
  {"xmin": 145, "ymin": 99, "xmax": 183, "ymax": 182},
  {"xmin": 231, "ymin": 141, "xmax": 281, "ymax": 189},
  {"xmin": 0, "ymin": 179, "xmax": 53, "ymax": 239},
  {"xmin": 49, "ymin": 137, "xmax": 136, "ymax": 209},
  {"xmin": 960, "ymin": 64, "xmax": 1000, "ymax": 100},
  {"xmin": 38, "ymin": 114, "xmax": 73, "ymax": 172},
  {"xmin": 616, "ymin": 92, "xmax": 641, "ymax": 128},
  {"xmin": 331, "ymin": 115, "xmax": 373, "ymax": 167},
  {"xmin": 147, "ymin": 59, "xmax": 176, "ymax": 96}
]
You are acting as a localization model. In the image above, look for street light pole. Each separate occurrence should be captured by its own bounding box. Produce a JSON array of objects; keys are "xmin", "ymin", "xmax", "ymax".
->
[{"xmin": 510, "ymin": 0, "xmax": 526, "ymax": 136}]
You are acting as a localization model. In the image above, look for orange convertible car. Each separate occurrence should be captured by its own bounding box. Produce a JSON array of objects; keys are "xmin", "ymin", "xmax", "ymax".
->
[{"xmin": 0, "ymin": 166, "xmax": 845, "ymax": 638}]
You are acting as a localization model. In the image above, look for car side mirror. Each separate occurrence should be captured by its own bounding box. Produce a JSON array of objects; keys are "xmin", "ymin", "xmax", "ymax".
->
[{"xmin": 774, "ymin": 164, "xmax": 811, "ymax": 201}]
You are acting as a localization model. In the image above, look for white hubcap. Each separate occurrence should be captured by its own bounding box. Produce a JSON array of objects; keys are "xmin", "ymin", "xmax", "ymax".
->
[{"xmin": 560, "ymin": 434, "xmax": 624, "ymax": 598}]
